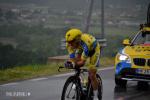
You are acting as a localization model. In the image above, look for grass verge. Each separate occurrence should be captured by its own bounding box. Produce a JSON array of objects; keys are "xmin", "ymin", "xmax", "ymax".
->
[{"xmin": 0, "ymin": 57, "xmax": 114, "ymax": 84}]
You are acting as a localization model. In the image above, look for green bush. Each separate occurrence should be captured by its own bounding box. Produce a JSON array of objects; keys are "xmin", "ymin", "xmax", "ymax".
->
[{"xmin": 0, "ymin": 43, "xmax": 47, "ymax": 69}]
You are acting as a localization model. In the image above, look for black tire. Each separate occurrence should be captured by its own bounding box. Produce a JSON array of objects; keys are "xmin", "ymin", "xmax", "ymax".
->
[
  {"xmin": 86, "ymin": 80, "xmax": 93, "ymax": 100},
  {"xmin": 87, "ymin": 82, "xmax": 94, "ymax": 100},
  {"xmin": 115, "ymin": 77, "xmax": 127, "ymax": 87},
  {"xmin": 86, "ymin": 74, "xmax": 103, "ymax": 100},
  {"xmin": 61, "ymin": 76, "xmax": 80, "ymax": 100},
  {"xmin": 96, "ymin": 74, "xmax": 103, "ymax": 100},
  {"xmin": 137, "ymin": 81, "xmax": 149, "ymax": 90}
]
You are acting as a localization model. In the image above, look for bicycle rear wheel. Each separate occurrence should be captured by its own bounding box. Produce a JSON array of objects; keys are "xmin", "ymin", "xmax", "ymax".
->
[
  {"xmin": 96, "ymin": 74, "xmax": 103, "ymax": 100},
  {"xmin": 61, "ymin": 76, "xmax": 80, "ymax": 100},
  {"xmin": 86, "ymin": 74, "xmax": 103, "ymax": 100},
  {"xmin": 87, "ymin": 82, "xmax": 94, "ymax": 100}
]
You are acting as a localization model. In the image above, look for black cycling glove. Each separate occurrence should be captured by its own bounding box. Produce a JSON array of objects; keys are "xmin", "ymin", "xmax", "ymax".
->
[{"xmin": 64, "ymin": 61, "xmax": 75, "ymax": 68}]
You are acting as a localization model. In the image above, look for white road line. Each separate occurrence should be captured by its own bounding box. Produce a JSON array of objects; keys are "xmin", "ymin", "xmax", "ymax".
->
[
  {"xmin": 98, "ymin": 66, "xmax": 114, "ymax": 71},
  {"xmin": 0, "ymin": 82, "xmax": 18, "ymax": 87},
  {"xmin": 53, "ymin": 72, "xmax": 74, "ymax": 77},
  {"xmin": 0, "ymin": 78, "xmax": 48, "ymax": 86},
  {"xmin": 29, "ymin": 77, "xmax": 48, "ymax": 81},
  {"xmin": 53, "ymin": 67, "xmax": 114, "ymax": 78}
]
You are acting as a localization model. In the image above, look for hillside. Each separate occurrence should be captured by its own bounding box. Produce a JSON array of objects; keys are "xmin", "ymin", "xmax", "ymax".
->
[{"xmin": 0, "ymin": 0, "xmax": 149, "ymax": 11}]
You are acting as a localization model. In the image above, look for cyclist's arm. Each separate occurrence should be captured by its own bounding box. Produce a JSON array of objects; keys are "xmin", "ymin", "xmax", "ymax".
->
[
  {"xmin": 68, "ymin": 53, "xmax": 86, "ymax": 68},
  {"xmin": 76, "ymin": 59, "xmax": 86, "ymax": 68},
  {"xmin": 66, "ymin": 43, "xmax": 87, "ymax": 67},
  {"xmin": 75, "ymin": 48, "xmax": 89, "ymax": 68}
]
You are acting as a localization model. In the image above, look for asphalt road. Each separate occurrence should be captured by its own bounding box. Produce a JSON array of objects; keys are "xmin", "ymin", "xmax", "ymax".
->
[{"xmin": 0, "ymin": 67, "xmax": 150, "ymax": 100}]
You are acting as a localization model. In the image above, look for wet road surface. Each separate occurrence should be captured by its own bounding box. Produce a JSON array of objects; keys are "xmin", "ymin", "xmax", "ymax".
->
[{"xmin": 0, "ymin": 67, "xmax": 150, "ymax": 100}]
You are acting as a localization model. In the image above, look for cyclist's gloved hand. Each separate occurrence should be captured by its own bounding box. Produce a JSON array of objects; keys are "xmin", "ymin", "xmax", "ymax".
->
[{"xmin": 64, "ymin": 61, "xmax": 75, "ymax": 68}]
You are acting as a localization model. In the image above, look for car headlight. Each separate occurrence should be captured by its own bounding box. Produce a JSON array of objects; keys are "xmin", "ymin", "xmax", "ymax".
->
[
  {"xmin": 118, "ymin": 54, "xmax": 131, "ymax": 63},
  {"xmin": 119, "ymin": 55, "xmax": 128, "ymax": 60}
]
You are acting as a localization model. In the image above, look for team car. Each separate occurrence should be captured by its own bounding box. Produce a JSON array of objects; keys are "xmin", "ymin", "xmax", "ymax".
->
[
  {"xmin": 115, "ymin": 25, "xmax": 150, "ymax": 87},
  {"xmin": 115, "ymin": 3, "xmax": 150, "ymax": 87}
]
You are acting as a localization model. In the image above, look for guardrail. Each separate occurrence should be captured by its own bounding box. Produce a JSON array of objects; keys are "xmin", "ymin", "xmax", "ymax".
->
[{"xmin": 60, "ymin": 38, "xmax": 107, "ymax": 50}]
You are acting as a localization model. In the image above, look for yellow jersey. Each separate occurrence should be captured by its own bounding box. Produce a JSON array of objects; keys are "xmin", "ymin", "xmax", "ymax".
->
[{"xmin": 66, "ymin": 34, "xmax": 97, "ymax": 60}]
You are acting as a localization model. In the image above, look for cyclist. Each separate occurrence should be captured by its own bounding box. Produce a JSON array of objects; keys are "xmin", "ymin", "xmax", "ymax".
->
[{"xmin": 65, "ymin": 28, "xmax": 101, "ymax": 99}]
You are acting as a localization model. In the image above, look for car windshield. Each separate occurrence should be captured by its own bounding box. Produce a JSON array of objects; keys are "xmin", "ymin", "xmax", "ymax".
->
[{"xmin": 132, "ymin": 31, "xmax": 150, "ymax": 45}]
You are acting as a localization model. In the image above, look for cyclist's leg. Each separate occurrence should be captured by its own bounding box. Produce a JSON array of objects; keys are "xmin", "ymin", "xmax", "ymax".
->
[
  {"xmin": 88, "ymin": 68, "xmax": 98, "ymax": 90},
  {"xmin": 88, "ymin": 44, "xmax": 100, "ymax": 90}
]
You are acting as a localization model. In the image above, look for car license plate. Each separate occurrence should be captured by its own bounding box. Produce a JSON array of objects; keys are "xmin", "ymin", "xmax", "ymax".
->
[{"xmin": 136, "ymin": 69, "xmax": 150, "ymax": 75}]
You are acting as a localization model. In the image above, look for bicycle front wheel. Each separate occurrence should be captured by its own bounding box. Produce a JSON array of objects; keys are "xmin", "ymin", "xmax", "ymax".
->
[{"xmin": 61, "ymin": 76, "xmax": 80, "ymax": 100}]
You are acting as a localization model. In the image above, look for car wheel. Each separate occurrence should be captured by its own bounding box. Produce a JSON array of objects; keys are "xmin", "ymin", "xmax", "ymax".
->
[
  {"xmin": 115, "ymin": 77, "xmax": 127, "ymax": 87},
  {"xmin": 137, "ymin": 81, "xmax": 149, "ymax": 90}
]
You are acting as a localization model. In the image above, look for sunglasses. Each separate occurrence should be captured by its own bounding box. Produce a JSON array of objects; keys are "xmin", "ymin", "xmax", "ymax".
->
[{"xmin": 68, "ymin": 39, "xmax": 76, "ymax": 44}]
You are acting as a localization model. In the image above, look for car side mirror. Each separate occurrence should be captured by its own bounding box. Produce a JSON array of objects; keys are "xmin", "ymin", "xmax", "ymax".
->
[{"xmin": 123, "ymin": 39, "xmax": 130, "ymax": 45}]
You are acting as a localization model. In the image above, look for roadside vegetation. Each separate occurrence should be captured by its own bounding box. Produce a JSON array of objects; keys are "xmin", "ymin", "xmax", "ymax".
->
[{"xmin": 0, "ymin": 57, "xmax": 114, "ymax": 84}]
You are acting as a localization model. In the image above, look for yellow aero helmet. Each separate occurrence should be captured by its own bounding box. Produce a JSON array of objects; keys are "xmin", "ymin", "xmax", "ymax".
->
[{"xmin": 65, "ymin": 28, "xmax": 82, "ymax": 42}]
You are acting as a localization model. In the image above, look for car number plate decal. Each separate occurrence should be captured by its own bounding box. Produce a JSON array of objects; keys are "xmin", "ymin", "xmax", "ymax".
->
[{"xmin": 136, "ymin": 69, "xmax": 150, "ymax": 75}]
